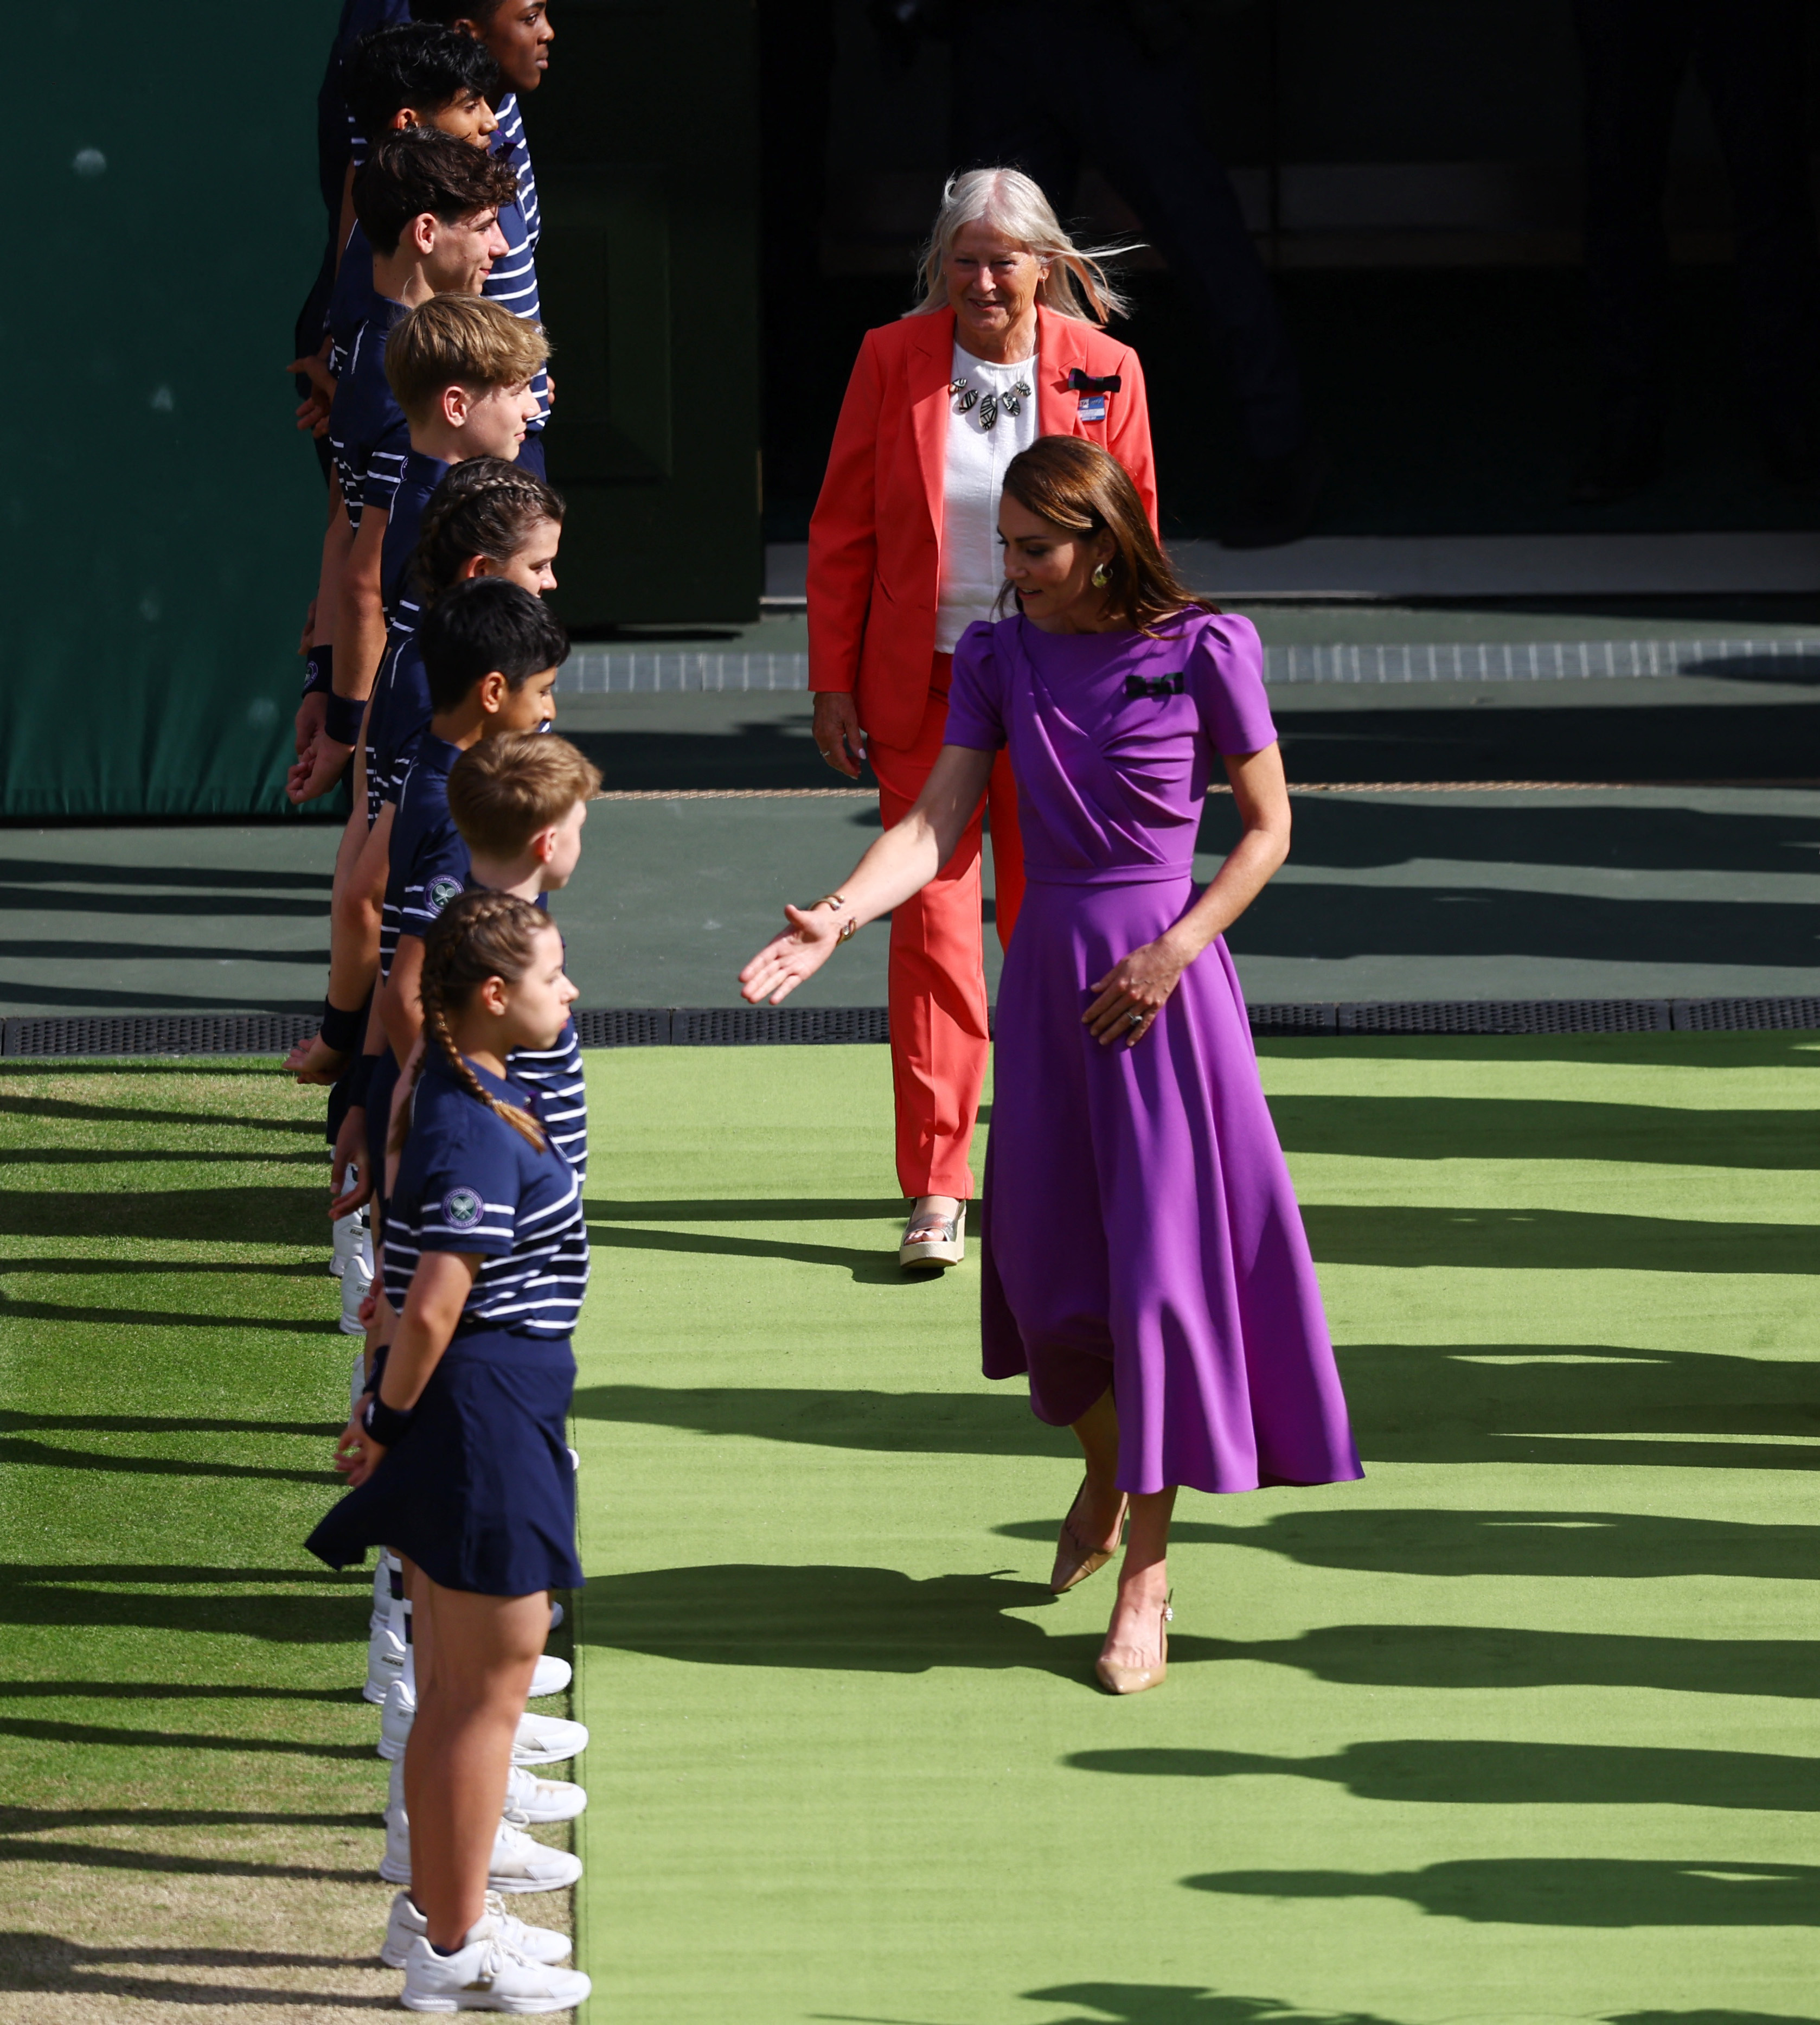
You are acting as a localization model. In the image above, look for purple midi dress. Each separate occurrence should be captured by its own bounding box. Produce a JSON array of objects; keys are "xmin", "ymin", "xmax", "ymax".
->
[{"xmin": 944, "ymin": 610, "xmax": 1361, "ymax": 1498}]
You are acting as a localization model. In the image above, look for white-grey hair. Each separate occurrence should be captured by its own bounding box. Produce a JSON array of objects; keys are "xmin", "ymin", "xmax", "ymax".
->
[{"xmin": 909, "ymin": 167, "xmax": 1140, "ymax": 325}]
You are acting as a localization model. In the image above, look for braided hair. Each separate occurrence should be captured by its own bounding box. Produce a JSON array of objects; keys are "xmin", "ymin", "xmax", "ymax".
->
[
  {"xmin": 390, "ymin": 890, "xmax": 554, "ymax": 1157},
  {"xmin": 411, "ymin": 458, "xmax": 566, "ymax": 603}
]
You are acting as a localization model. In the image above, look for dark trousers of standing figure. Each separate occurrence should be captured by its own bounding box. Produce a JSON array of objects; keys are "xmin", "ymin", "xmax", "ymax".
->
[
  {"xmin": 952, "ymin": 0, "xmax": 1308, "ymax": 467},
  {"xmin": 1573, "ymin": 0, "xmax": 1820, "ymax": 467}
]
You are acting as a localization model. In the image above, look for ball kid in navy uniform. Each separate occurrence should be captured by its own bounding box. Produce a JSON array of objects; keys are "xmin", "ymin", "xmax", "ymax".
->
[
  {"xmin": 381, "ymin": 295, "xmax": 547, "ymax": 657},
  {"xmin": 409, "ymin": 1, "xmax": 555, "ymax": 476},
  {"xmin": 294, "ymin": 23, "xmax": 503, "ymax": 794},
  {"xmin": 325, "ymin": 472, "xmax": 565, "ymax": 1279},
  {"xmin": 307, "ymin": 891, "xmax": 592, "ymax": 2013},
  {"xmin": 447, "ymin": 732, "xmax": 600, "ymax": 1177},
  {"xmin": 292, "ymin": 128, "xmax": 519, "ymax": 815},
  {"xmin": 287, "ymin": 129, "xmax": 522, "ymax": 1191},
  {"xmin": 293, "ymin": 298, "xmax": 553, "ymax": 1123},
  {"xmin": 371, "ymin": 580, "xmax": 567, "ymax": 1249}
]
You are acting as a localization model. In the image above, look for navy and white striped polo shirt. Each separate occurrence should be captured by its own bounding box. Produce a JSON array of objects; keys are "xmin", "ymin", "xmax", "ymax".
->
[
  {"xmin": 382, "ymin": 449, "xmax": 451, "ymax": 638},
  {"xmin": 487, "ymin": 93, "xmax": 548, "ymax": 431},
  {"xmin": 383, "ymin": 1052, "xmax": 589, "ymax": 1338},
  {"xmin": 458, "ymin": 863, "xmax": 587, "ymax": 1180},
  {"xmin": 329, "ymin": 286, "xmax": 410, "ymax": 529},
  {"xmin": 381, "ymin": 735, "xmax": 467, "ymax": 982},
  {"xmin": 365, "ymin": 635, "xmax": 434, "ymax": 827}
]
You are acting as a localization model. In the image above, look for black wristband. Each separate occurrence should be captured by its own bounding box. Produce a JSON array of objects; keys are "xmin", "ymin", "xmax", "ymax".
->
[
  {"xmin": 362, "ymin": 1394, "xmax": 415, "ymax": 1446},
  {"xmin": 323, "ymin": 691, "xmax": 366, "ymax": 747},
  {"xmin": 321, "ymin": 998, "xmax": 364, "ymax": 1056},
  {"xmin": 302, "ymin": 643, "xmax": 334, "ymax": 699}
]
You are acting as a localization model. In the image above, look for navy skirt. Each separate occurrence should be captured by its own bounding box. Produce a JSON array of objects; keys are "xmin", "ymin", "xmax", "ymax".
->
[{"xmin": 307, "ymin": 1328, "xmax": 582, "ymax": 1596}]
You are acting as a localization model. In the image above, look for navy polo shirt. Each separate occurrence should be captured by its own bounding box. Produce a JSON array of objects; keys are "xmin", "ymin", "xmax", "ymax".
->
[
  {"xmin": 381, "ymin": 734, "xmax": 468, "ymax": 982},
  {"xmin": 329, "ymin": 286, "xmax": 410, "ymax": 530},
  {"xmin": 382, "ymin": 450, "xmax": 451, "ymax": 635},
  {"xmin": 327, "ymin": 221, "xmax": 374, "ymax": 376},
  {"xmin": 366, "ymin": 635, "xmax": 434, "ymax": 827},
  {"xmin": 382, "ymin": 1052, "xmax": 589, "ymax": 1337}
]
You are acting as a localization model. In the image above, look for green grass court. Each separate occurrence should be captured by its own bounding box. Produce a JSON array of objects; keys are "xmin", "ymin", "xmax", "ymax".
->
[{"xmin": 1, "ymin": 1037, "xmax": 1815, "ymax": 2022}]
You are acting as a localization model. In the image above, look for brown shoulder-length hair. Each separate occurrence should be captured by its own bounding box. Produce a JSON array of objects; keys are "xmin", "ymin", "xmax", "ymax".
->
[{"xmin": 998, "ymin": 436, "xmax": 1218, "ymax": 635}]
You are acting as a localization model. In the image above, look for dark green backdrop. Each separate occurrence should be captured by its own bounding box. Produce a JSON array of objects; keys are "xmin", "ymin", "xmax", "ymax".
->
[
  {"xmin": 7, "ymin": 1, "xmax": 763, "ymax": 819},
  {"xmin": 7, "ymin": 6, "xmax": 337, "ymax": 818}
]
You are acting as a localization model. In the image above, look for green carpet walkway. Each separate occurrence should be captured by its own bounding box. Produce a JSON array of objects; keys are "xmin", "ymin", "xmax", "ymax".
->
[{"xmin": 571, "ymin": 1036, "xmax": 1819, "ymax": 2025}]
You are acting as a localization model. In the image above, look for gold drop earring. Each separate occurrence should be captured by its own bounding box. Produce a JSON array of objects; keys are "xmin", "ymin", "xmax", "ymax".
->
[{"xmin": 1091, "ymin": 561, "xmax": 1111, "ymax": 588}]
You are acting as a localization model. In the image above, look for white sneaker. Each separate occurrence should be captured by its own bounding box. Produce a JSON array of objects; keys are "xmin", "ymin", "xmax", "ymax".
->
[
  {"xmin": 369, "ymin": 1551, "xmax": 399, "ymax": 1635},
  {"xmin": 382, "ymin": 1890, "xmax": 572, "ymax": 1971},
  {"xmin": 379, "ymin": 1681, "xmax": 589, "ymax": 1770},
  {"xmin": 566, "ymin": 1446, "xmax": 579, "ymax": 1473},
  {"xmin": 510, "ymin": 1710, "xmax": 589, "ymax": 1770},
  {"xmin": 382, "ymin": 1805, "xmax": 584, "ymax": 1894},
  {"xmin": 504, "ymin": 1763, "xmax": 586, "ymax": 1823},
  {"xmin": 338, "ymin": 1255, "xmax": 373, "ymax": 1336},
  {"xmin": 330, "ymin": 1174, "xmax": 356, "ymax": 1279},
  {"xmin": 400, "ymin": 1919, "xmax": 590, "ymax": 2013},
  {"xmin": 527, "ymin": 1655, "xmax": 569, "ymax": 1700},
  {"xmin": 364, "ymin": 1619, "xmax": 407, "ymax": 1705}
]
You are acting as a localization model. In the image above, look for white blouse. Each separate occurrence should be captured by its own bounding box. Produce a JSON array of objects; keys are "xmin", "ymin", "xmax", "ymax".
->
[{"xmin": 934, "ymin": 343, "xmax": 1039, "ymax": 655}]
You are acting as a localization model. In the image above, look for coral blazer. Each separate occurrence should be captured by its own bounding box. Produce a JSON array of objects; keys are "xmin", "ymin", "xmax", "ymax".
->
[{"xmin": 806, "ymin": 304, "xmax": 1159, "ymax": 753}]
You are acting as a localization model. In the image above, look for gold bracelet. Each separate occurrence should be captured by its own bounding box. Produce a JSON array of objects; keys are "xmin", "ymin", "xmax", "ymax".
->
[{"xmin": 811, "ymin": 893, "xmax": 858, "ymax": 944}]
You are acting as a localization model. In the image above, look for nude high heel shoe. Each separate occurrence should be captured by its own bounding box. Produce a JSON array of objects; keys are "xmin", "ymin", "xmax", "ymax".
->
[
  {"xmin": 1049, "ymin": 1479, "xmax": 1129, "ymax": 1593},
  {"xmin": 1095, "ymin": 1592, "xmax": 1172, "ymax": 1696}
]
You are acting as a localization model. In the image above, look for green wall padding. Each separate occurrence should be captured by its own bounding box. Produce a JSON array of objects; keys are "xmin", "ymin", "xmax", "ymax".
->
[{"xmin": 6, "ymin": 4, "xmax": 338, "ymax": 819}]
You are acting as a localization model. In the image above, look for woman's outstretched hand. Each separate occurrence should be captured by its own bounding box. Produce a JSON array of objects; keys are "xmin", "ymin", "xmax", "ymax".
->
[
  {"xmin": 1084, "ymin": 935, "xmax": 1189, "ymax": 1047},
  {"xmin": 740, "ymin": 904, "xmax": 843, "ymax": 1005}
]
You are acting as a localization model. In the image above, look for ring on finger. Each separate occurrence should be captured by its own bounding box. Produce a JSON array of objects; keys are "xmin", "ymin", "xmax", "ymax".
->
[{"xmin": 1125, "ymin": 1008, "xmax": 1145, "ymax": 1030}]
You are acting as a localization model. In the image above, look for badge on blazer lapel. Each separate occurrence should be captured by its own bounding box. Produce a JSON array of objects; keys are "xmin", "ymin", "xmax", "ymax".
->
[{"xmin": 1067, "ymin": 367, "xmax": 1118, "ymax": 425}]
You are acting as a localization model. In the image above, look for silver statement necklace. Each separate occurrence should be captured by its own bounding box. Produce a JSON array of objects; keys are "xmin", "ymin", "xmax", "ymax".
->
[{"xmin": 950, "ymin": 373, "xmax": 1031, "ymax": 431}]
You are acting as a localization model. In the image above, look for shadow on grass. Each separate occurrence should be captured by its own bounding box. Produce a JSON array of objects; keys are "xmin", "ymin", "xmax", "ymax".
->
[
  {"xmin": 0, "ymin": 1146, "xmax": 325, "ymax": 1167},
  {"xmin": 0, "ymin": 1302, "xmax": 337, "ymax": 1339},
  {"xmin": 1184, "ymin": 1858, "xmax": 1820, "ymax": 1930},
  {"xmin": 1334, "ymin": 1342, "xmax": 1820, "ymax": 1469},
  {"xmin": 572, "ymin": 1383, "xmax": 1072, "ymax": 1457},
  {"xmin": 0, "ymin": 1682, "xmax": 357, "ymax": 1703},
  {"xmin": 1010, "ymin": 1988, "xmax": 1405, "ymax": 2025},
  {"xmin": 577, "ymin": 1562, "xmax": 1088, "ymax": 1676},
  {"xmin": 0, "ymin": 1933, "xmax": 395, "ymax": 2008},
  {"xmin": 991, "ymin": 1509, "xmax": 1820, "ymax": 1581},
  {"xmin": 1068, "ymin": 1739, "xmax": 1820, "ymax": 1810},
  {"xmin": 1189, "ymin": 1622, "xmax": 1819, "ymax": 1699},
  {"xmin": 0, "ymin": 1185, "xmax": 317, "ymax": 1244},
  {"xmin": 0, "ymin": 1565, "xmax": 364, "ymax": 1645},
  {"xmin": 588, "ymin": 1222, "xmax": 925, "ymax": 1283},
  {"xmin": 0, "ymin": 1839, "xmax": 371, "ymax": 1883},
  {"xmin": 1266, "ymin": 1091, "xmax": 1820, "ymax": 1168},
  {"xmin": 0, "ymin": 1719, "xmax": 372, "ymax": 1759},
  {"xmin": 1299, "ymin": 1203, "xmax": 1815, "ymax": 1274},
  {"xmin": 0, "ymin": 1411, "xmax": 338, "ymax": 1439},
  {"xmin": 0, "ymin": 1806, "xmax": 375, "ymax": 1832},
  {"xmin": 0, "ymin": 1436, "xmax": 332, "ymax": 1484}
]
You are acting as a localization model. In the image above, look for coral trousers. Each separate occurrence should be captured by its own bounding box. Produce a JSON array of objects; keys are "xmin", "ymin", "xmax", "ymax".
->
[{"xmin": 869, "ymin": 654, "xmax": 1025, "ymax": 1199}]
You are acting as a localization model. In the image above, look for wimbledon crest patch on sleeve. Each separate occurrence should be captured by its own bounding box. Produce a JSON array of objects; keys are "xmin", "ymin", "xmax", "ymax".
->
[
  {"xmin": 441, "ymin": 1186, "xmax": 484, "ymax": 1230},
  {"xmin": 428, "ymin": 875, "xmax": 463, "ymax": 916}
]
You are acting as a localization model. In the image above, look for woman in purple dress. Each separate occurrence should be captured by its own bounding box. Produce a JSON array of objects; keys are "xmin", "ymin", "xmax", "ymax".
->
[{"xmin": 740, "ymin": 438, "xmax": 1360, "ymax": 1696}]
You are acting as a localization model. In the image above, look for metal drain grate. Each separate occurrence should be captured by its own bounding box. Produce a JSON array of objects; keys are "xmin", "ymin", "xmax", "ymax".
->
[
  {"xmin": 672, "ymin": 1006, "xmax": 890, "ymax": 1046},
  {"xmin": 1338, "ymin": 999, "xmax": 1675, "ymax": 1034},
  {"xmin": 2, "ymin": 999, "xmax": 1814, "ymax": 1056},
  {"xmin": 1670, "ymin": 995, "xmax": 1820, "ymax": 1031},
  {"xmin": 572, "ymin": 1008, "xmax": 672, "ymax": 1049},
  {"xmin": 2, "ymin": 1014, "xmax": 321, "ymax": 1057}
]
